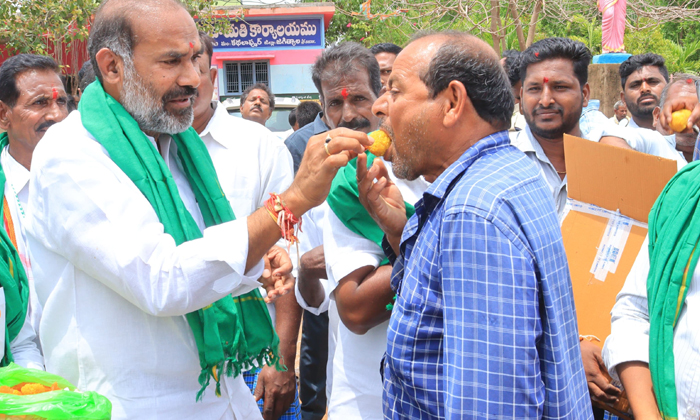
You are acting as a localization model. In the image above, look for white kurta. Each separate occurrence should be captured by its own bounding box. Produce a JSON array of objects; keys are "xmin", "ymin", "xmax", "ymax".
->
[
  {"xmin": 322, "ymin": 161, "xmax": 429, "ymax": 420},
  {"xmin": 26, "ymin": 111, "xmax": 269, "ymax": 420},
  {"xmin": 1, "ymin": 146, "xmax": 43, "ymax": 370}
]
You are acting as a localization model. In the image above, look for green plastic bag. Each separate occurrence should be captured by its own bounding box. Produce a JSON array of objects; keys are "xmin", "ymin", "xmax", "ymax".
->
[{"xmin": 0, "ymin": 363, "xmax": 111, "ymax": 419}]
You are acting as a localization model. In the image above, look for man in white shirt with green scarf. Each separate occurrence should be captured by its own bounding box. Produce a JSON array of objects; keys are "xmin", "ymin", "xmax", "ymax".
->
[{"xmin": 25, "ymin": 0, "xmax": 371, "ymax": 419}]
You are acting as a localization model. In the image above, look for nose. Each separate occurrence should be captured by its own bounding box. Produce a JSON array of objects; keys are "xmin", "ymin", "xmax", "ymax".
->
[
  {"xmin": 372, "ymin": 91, "xmax": 388, "ymax": 119},
  {"xmin": 47, "ymin": 99, "xmax": 68, "ymax": 121},
  {"xmin": 640, "ymin": 80, "xmax": 651, "ymax": 93},
  {"xmin": 539, "ymin": 84, "xmax": 554, "ymax": 106},
  {"xmin": 341, "ymin": 99, "xmax": 359, "ymax": 122}
]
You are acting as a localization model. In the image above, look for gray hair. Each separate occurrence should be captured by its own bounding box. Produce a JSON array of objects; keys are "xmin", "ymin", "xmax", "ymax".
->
[
  {"xmin": 613, "ymin": 100, "xmax": 625, "ymax": 110},
  {"xmin": 311, "ymin": 42, "xmax": 382, "ymax": 102},
  {"xmin": 659, "ymin": 73, "xmax": 700, "ymax": 109}
]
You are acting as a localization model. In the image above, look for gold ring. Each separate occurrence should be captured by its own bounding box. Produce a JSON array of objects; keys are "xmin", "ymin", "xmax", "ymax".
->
[{"xmin": 324, "ymin": 142, "xmax": 332, "ymax": 156}]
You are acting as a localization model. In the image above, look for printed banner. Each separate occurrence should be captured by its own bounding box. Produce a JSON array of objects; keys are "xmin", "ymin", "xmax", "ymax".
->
[{"xmin": 212, "ymin": 18, "xmax": 323, "ymax": 49}]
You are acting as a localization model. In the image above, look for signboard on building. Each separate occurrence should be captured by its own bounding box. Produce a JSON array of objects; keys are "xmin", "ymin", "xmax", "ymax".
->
[{"xmin": 212, "ymin": 18, "xmax": 323, "ymax": 49}]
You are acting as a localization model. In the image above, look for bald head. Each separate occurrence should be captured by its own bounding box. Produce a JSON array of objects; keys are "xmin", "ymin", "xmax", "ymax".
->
[
  {"xmin": 88, "ymin": 0, "xmax": 190, "ymax": 83},
  {"xmin": 405, "ymin": 32, "xmax": 513, "ymax": 130}
]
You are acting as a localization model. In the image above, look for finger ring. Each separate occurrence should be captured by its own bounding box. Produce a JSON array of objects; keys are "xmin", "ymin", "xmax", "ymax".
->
[
  {"xmin": 325, "ymin": 133, "xmax": 332, "ymax": 143},
  {"xmin": 324, "ymin": 142, "xmax": 332, "ymax": 156}
]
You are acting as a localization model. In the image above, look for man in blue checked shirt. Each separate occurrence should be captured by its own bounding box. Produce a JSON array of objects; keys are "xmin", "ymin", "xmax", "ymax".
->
[{"xmin": 356, "ymin": 32, "xmax": 593, "ymax": 419}]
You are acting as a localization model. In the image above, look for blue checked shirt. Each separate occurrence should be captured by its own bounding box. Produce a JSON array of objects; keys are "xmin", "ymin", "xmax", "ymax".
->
[{"xmin": 382, "ymin": 131, "xmax": 592, "ymax": 419}]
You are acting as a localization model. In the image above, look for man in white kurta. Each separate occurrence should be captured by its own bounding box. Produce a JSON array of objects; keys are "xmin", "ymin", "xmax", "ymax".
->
[
  {"xmin": 24, "ymin": 1, "xmax": 371, "ymax": 419},
  {"xmin": 0, "ymin": 53, "xmax": 70, "ymax": 370}
]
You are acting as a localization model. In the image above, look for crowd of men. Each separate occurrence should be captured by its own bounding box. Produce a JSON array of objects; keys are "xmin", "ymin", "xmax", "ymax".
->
[{"xmin": 0, "ymin": 0, "xmax": 699, "ymax": 419}]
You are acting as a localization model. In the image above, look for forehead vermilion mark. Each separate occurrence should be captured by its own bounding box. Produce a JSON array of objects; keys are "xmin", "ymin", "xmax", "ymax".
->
[
  {"xmin": 534, "ymin": 52, "xmax": 539, "ymax": 57},
  {"xmin": 688, "ymin": 78, "xmax": 694, "ymax": 84},
  {"xmin": 189, "ymin": 42, "xmax": 194, "ymax": 49},
  {"xmin": 341, "ymin": 88, "xmax": 348, "ymax": 99},
  {"xmin": 52, "ymin": 87, "xmax": 58, "ymax": 100},
  {"xmin": 543, "ymin": 77, "xmax": 549, "ymax": 84}
]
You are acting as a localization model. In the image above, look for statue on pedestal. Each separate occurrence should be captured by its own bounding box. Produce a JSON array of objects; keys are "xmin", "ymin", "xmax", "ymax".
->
[{"xmin": 598, "ymin": 0, "xmax": 627, "ymax": 53}]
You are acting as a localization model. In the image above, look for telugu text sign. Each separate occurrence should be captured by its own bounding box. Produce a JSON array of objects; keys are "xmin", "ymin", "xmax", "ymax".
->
[{"xmin": 212, "ymin": 18, "xmax": 323, "ymax": 49}]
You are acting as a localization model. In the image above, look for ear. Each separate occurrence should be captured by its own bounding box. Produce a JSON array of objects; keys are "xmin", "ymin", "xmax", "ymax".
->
[
  {"xmin": 652, "ymin": 106, "xmax": 661, "ymax": 127},
  {"xmin": 620, "ymin": 90, "xmax": 625, "ymax": 105},
  {"xmin": 95, "ymin": 48, "xmax": 124, "ymax": 88},
  {"xmin": 440, "ymin": 80, "xmax": 469, "ymax": 128},
  {"xmin": 0, "ymin": 101, "xmax": 10, "ymax": 131},
  {"xmin": 582, "ymin": 83, "xmax": 590, "ymax": 108},
  {"xmin": 209, "ymin": 67, "xmax": 217, "ymax": 85}
]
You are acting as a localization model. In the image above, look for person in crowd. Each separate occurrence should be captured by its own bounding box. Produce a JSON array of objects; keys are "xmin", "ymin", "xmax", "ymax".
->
[
  {"xmin": 502, "ymin": 49, "xmax": 526, "ymax": 131},
  {"xmin": 295, "ymin": 101, "xmax": 322, "ymax": 130},
  {"xmin": 24, "ymin": 0, "xmax": 370, "ymax": 418},
  {"xmin": 290, "ymin": 42, "xmax": 387, "ymax": 420},
  {"xmin": 0, "ymin": 53, "xmax": 69, "ymax": 371},
  {"xmin": 512, "ymin": 37, "xmax": 633, "ymax": 217},
  {"xmin": 652, "ymin": 74, "xmax": 700, "ymax": 162},
  {"xmin": 241, "ymin": 82, "xmax": 275, "ymax": 126},
  {"xmin": 609, "ymin": 100, "xmax": 630, "ymax": 126},
  {"xmin": 359, "ymin": 30, "xmax": 592, "ymax": 419},
  {"xmin": 288, "ymin": 108, "xmax": 298, "ymax": 131},
  {"xmin": 370, "ymin": 42, "xmax": 402, "ymax": 87},
  {"xmin": 76, "ymin": 60, "xmax": 96, "ymax": 103},
  {"xmin": 192, "ymin": 31, "xmax": 301, "ymax": 420},
  {"xmin": 619, "ymin": 53, "xmax": 669, "ymax": 130}
]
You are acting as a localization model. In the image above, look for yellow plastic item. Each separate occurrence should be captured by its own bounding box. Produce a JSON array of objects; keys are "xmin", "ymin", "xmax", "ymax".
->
[
  {"xmin": 670, "ymin": 109, "xmax": 692, "ymax": 133},
  {"xmin": 367, "ymin": 130, "xmax": 392, "ymax": 157}
]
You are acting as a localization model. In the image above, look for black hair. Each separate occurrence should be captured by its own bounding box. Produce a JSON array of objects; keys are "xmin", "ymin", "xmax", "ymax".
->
[
  {"xmin": 519, "ymin": 37, "xmax": 592, "ymax": 89},
  {"xmin": 295, "ymin": 101, "xmax": 322, "ymax": 127},
  {"xmin": 311, "ymin": 42, "xmax": 382, "ymax": 101},
  {"xmin": 412, "ymin": 31, "xmax": 513, "ymax": 130},
  {"xmin": 199, "ymin": 31, "xmax": 214, "ymax": 67},
  {"xmin": 288, "ymin": 108, "xmax": 297, "ymax": 127},
  {"xmin": 241, "ymin": 83, "xmax": 275, "ymax": 110},
  {"xmin": 370, "ymin": 42, "xmax": 402, "ymax": 56},
  {"xmin": 619, "ymin": 53, "xmax": 669, "ymax": 89},
  {"xmin": 502, "ymin": 49, "xmax": 522, "ymax": 87},
  {"xmin": 0, "ymin": 54, "xmax": 60, "ymax": 107},
  {"xmin": 78, "ymin": 60, "xmax": 96, "ymax": 93}
]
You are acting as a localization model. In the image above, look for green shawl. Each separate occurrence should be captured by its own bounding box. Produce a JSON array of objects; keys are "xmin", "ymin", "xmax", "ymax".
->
[
  {"xmin": 647, "ymin": 160, "xmax": 700, "ymax": 420},
  {"xmin": 326, "ymin": 152, "xmax": 415, "ymax": 265},
  {"xmin": 0, "ymin": 133, "xmax": 29, "ymax": 367},
  {"xmin": 78, "ymin": 82, "xmax": 281, "ymax": 401}
]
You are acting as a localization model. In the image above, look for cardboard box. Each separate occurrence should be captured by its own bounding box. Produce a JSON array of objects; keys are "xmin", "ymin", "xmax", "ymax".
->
[
  {"xmin": 561, "ymin": 134, "xmax": 676, "ymax": 342},
  {"xmin": 560, "ymin": 134, "xmax": 677, "ymax": 417}
]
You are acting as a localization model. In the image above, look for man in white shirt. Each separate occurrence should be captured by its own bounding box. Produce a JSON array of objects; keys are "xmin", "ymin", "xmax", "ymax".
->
[
  {"xmin": 511, "ymin": 38, "xmax": 633, "ymax": 218},
  {"xmin": 0, "ymin": 53, "xmax": 68, "ymax": 370},
  {"xmin": 192, "ymin": 31, "xmax": 301, "ymax": 420},
  {"xmin": 619, "ymin": 53, "xmax": 669, "ymax": 130},
  {"xmin": 609, "ymin": 100, "xmax": 630, "ymax": 126},
  {"xmin": 25, "ymin": 1, "xmax": 370, "ymax": 419}
]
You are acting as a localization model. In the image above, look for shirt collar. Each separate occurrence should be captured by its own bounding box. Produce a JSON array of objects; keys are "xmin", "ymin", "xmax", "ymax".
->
[
  {"xmin": 311, "ymin": 112, "xmax": 329, "ymax": 135},
  {"xmin": 424, "ymin": 130, "xmax": 511, "ymax": 204},
  {"xmin": 198, "ymin": 102, "xmax": 230, "ymax": 142},
  {"xmin": 1, "ymin": 145, "xmax": 29, "ymax": 192}
]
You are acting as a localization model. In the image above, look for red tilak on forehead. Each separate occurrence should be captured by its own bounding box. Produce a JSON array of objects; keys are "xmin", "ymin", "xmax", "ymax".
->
[
  {"xmin": 52, "ymin": 87, "xmax": 58, "ymax": 100},
  {"xmin": 534, "ymin": 52, "xmax": 539, "ymax": 57},
  {"xmin": 341, "ymin": 88, "xmax": 348, "ymax": 99},
  {"xmin": 543, "ymin": 77, "xmax": 549, "ymax": 83},
  {"xmin": 189, "ymin": 42, "xmax": 194, "ymax": 49},
  {"xmin": 688, "ymin": 78, "xmax": 694, "ymax": 84}
]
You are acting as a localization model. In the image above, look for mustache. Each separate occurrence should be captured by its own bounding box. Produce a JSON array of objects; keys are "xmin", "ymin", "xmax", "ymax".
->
[
  {"xmin": 251, "ymin": 105, "xmax": 262, "ymax": 112},
  {"xmin": 36, "ymin": 120, "xmax": 56, "ymax": 132},
  {"xmin": 163, "ymin": 85, "xmax": 197, "ymax": 103},
  {"xmin": 532, "ymin": 104, "xmax": 565, "ymax": 117},
  {"xmin": 637, "ymin": 93, "xmax": 658, "ymax": 105},
  {"xmin": 338, "ymin": 117, "xmax": 371, "ymax": 130}
]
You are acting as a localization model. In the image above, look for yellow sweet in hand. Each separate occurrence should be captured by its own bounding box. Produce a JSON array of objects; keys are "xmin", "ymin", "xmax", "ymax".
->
[
  {"xmin": 367, "ymin": 130, "xmax": 392, "ymax": 157},
  {"xmin": 670, "ymin": 109, "xmax": 692, "ymax": 133}
]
